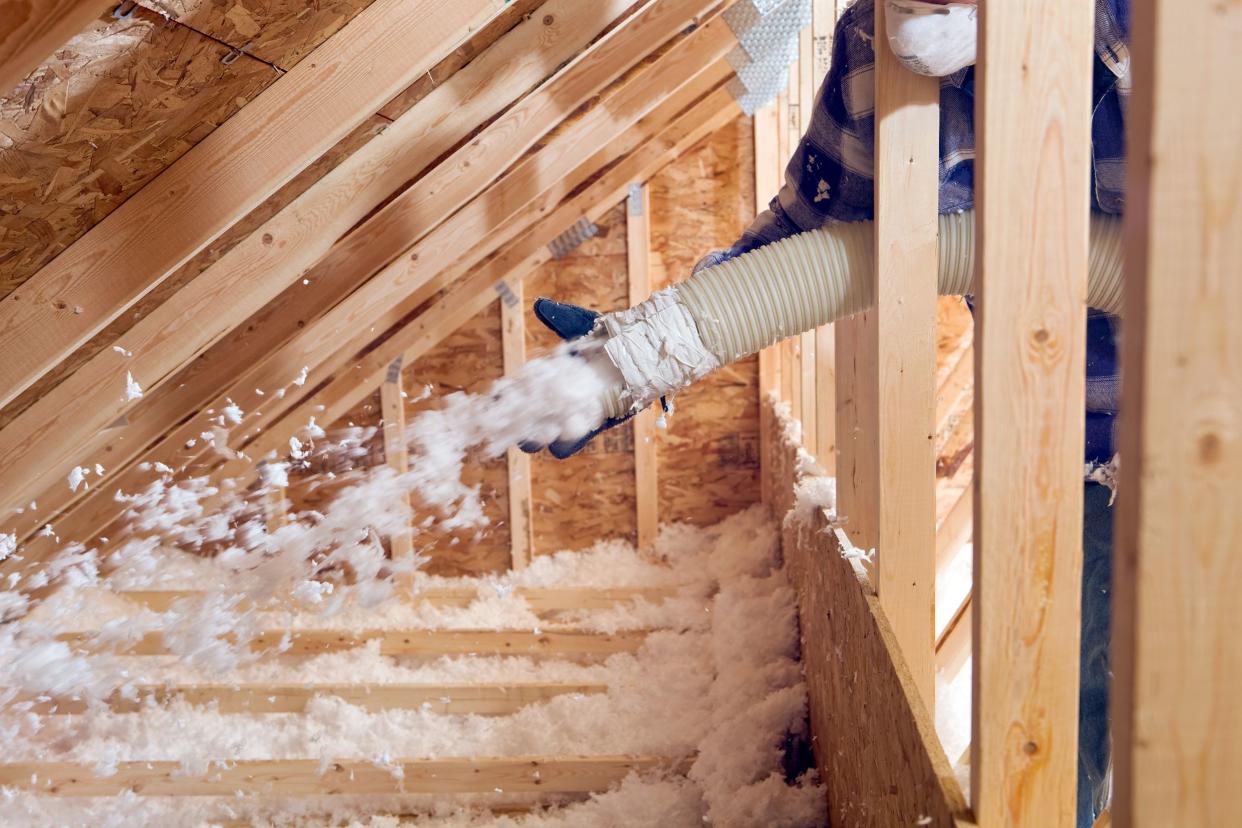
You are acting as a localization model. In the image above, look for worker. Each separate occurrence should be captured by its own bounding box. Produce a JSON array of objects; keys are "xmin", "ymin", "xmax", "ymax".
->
[{"xmin": 525, "ymin": 1, "xmax": 1127, "ymax": 824}]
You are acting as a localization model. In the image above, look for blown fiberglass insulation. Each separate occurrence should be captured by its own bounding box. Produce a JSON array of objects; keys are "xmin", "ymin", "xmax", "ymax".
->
[
  {"xmin": 2, "ymin": 507, "xmax": 827, "ymax": 827},
  {"xmin": 2, "ymin": 347, "xmax": 622, "ymax": 699}
]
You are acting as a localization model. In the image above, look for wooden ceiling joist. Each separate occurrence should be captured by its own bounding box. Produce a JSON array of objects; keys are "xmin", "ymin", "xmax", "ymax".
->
[
  {"xmin": 0, "ymin": 755, "xmax": 689, "ymax": 797},
  {"xmin": 0, "ymin": 0, "xmax": 585, "ymax": 545},
  {"xmin": 21, "ymin": 682, "xmax": 607, "ymax": 715},
  {"xmin": 207, "ymin": 6, "xmax": 732, "ymax": 465},
  {"xmin": 58, "ymin": 628, "xmax": 649, "ymax": 657},
  {"xmin": 0, "ymin": 0, "xmax": 723, "ymax": 542},
  {"xmin": 0, "ymin": 0, "xmax": 506, "ymax": 410},
  {"xmin": 0, "ymin": 1, "xmax": 112, "ymax": 96},
  {"xmin": 117, "ymin": 585, "xmax": 682, "ymax": 613},
  {"xmin": 0, "ymin": 1, "xmax": 547, "ymax": 431}
]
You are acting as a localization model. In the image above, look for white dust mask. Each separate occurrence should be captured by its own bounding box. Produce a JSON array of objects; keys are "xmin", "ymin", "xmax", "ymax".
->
[{"xmin": 884, "ymin": 0, "xmax": 977, "ymax": 77}]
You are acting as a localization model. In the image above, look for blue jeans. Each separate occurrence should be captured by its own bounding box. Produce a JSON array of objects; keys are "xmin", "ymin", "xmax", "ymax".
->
[{"xmin": 1078, "ymin": 482, "xmax": 1113, "ymax": 827}]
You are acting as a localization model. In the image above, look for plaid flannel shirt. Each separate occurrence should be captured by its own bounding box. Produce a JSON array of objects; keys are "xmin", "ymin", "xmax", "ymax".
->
[{"xmin": 716, "ymin": 0, "xmax": 1130, "ymax": 464}]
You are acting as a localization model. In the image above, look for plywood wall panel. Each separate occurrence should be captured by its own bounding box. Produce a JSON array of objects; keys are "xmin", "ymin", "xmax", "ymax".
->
[
  {"xmin": 0, "ymin": 8, "xmax": 276, "ymax": 297},
  {"xmin": 286, "ymin": 386, "xmax": 383, "ymax": 527},
  {"xmin": 0, "ymin": 0, "xmax": 540, "ymax": 428},
  {"xmin": 524, "ymin": 202, "xmax": 636, "ymax": 555},
  {"xmin": 376, "ymin": 0, "xmax": 544, "ymax": 121},
  {"xmin": 401, "ymin": 302, "xmax": 510, "ymax": 576},
  {"xmin": 934, "ymin": 297, "xmax": 972, "ymax": 379},
  {"xmin": 283, "ymin": 306, "xmax": 509, "ymax": 578},
  {"xmin": 278, "ymin": 117, "xmax": 763, "ymax": 569},
  {"xmin": 648, "ymin": 114, "xmax": 760, "ymax": 526},
  {"xmin": 0, "ymin": 115, "xmax": 388, "ymax": 429},
  {"xmin": 138, "ymin": 0, "xmax": 378, "ymax": 69}
]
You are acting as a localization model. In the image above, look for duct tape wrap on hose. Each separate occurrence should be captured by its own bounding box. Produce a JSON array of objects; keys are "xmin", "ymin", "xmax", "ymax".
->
[{"xmin": 597, "ymin": 209, "xmax": 1124, "ymax": 413}]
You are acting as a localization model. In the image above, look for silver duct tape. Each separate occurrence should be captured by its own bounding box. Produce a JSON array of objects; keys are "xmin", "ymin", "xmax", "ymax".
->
[
  {"xmin": 723, "ymin": 0, "xmax": 811, "ymax": 61},
  {"xmin": 752, "ymin": 0, "xmax": 791, "ymax": 14},
  {"xmin": 729, "ymin": 39, "xmax": 799, "ymax": 91},
  {"xmin": 547, "ymin": 217, "xmax": 600, "ymax": 259},
  {"xmin": 493, "ymin": 280, "xmax": 520, "ymax": 308},
  {"xmin": 726, "ymin": 42, "xmax": 754, "ymax": 73},
  {"xmin": 728, "ymin": 74, "xmax": 790, "ymax": 116}
]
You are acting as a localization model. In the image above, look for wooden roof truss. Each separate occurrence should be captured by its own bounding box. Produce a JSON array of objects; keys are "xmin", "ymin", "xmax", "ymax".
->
[{"xmin": 0, "ymin": 0, "xmax": 745, "ymax": 601}]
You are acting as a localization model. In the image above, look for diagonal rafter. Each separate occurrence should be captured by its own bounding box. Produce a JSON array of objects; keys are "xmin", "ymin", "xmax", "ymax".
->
[
  {"xmin": 3, "ymin": 21, "xmax": 739, "ymax": 591},
  {"xmin": 12, "ymin": 78, "xmax": 739, "ymax": 583},
  {"xmin": 234, "ymin": 85, "xmax": 741, "ymax": 484},
  {"xmin": 0, "ymin": 0, "xmax": 723, "ymax": 526},
  {"xmin": 0, "ymin": 0, "xmax": 507, "ymax": 409},
  {"xmin": 213, "ymin": 93, "xmax": 737, "ymax": 488}
]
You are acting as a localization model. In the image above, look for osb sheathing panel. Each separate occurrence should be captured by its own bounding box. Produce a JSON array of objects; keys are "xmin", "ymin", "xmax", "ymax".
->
[
  {"xmin": 286, "ymin": 386, "xmax": 382, "ymax": 526},
  {"xmin": 933, "ymin": 296, "xmax": 974, "ymax": 527},
  {"xmin": 287, "ymin": 305, "xmax": 510, "ymax": 578},
  {"xmin": 772, "ymin": 402, "xmax": 969, "ymax": 827},
  {"xmin": 0, "ymin": 0, "xmax": 536, "ymax": 429},
  {"xmin": 648, "ymin": 114, "xmax": 761, "ymax": 526},
  {"xmin": 0, "ymin": 115, "xmax": 388, "ymax": 429},
  {"xmin": 402, "ymin": 302, "xmax": 510, "ymax": 577},
  {"xmin": 139, "ymin": 0, "xmax": 378, "ymax": 69},
  {"xmin": 0, "ymin": 7, "xmax": 276, "ymax": 297},
  {"xmin": 935, "ymin": 295, "xmax": 972, "ymax": 380},
  {"xmin": 375, "ymin": 0, "xmax": 545, "ymax": 121},
  {"xmin": 525, "ymin": 202, "xmax": 637, "ymax": 555}
]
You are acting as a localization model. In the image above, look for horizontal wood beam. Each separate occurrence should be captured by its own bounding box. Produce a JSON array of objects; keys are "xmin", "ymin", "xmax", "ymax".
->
[
  {"xmin": 0, "ymin": 1, "xmax": 111, "ymax": 96},
  {"xmin": 0, "ymin": 0, "xmax": 651, "ymax": 528},
  {"xmin": 17, "ymin": 682, "xmax": 605, "ymax": 715},
  {"xmin": 58, "ymin": 628, "xmax": 648, "ymax": 657},
  {"xmin": 115, "ymin": 585, "xmax": 681, "ymax": 613},
  {"xmin": 0, "ymin": 755, "xmax": 689, "ymax": 796},
  {"xmin": 0, "ymin": 0, "xmax": 505, "ymax": 409},
  {"xmin": 421, "ymin": 585, "xmax": 682, "ymax": 613},
  {"xmin": 769, "ymin": 397, "xmax": 971, "ymax": 826}
]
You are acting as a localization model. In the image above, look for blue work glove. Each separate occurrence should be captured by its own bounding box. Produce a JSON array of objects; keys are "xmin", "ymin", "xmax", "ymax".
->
[{"xmin": 520, "ymin": 298, "xmax": 665, "ymax": 459}]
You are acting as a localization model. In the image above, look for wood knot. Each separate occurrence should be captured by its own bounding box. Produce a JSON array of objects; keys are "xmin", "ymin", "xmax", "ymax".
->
[
  {"xmin": 1023, "ymin": 741, "xmax": 1038, "ymax": 755},
  {"xmin": 1199, "ymin": 432, "xmax": 1222, "ymax": 465},
  {"xmin": 543, "ymin": 14, "xmax": 554, "ymax": 24},
  {"xmin": 1032, "ymin": 328, "xmax": 1050, "ymax": 344},
  {"xmin": 261, "ymin": 233, "xmax": 274, "ymax": 245}
]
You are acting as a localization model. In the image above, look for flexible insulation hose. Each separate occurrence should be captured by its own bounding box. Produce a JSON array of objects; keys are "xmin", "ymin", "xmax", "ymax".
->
[{"xmin": 676, "ymin": 209, "xmax": 1123, "ymax": 366}]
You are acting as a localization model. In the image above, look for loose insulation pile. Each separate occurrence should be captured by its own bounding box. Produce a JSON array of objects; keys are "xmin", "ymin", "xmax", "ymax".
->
[
  {"xmin": 3, "ymin": 508, "xmax": 824, "ymax": 826},
  {"xmin": 0, "ymin": 347, "xmax": 827, "ymax": 827}
]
